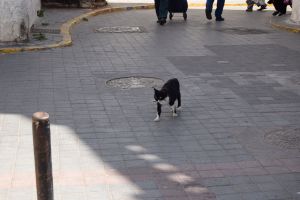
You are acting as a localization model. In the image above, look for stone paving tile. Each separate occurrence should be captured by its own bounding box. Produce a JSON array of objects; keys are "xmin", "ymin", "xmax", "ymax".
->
[
  {"xmin": 1, "ymin": 8, "xmax": 300, "ymax": 200},
  {"xmin": 241, "ymin": 192, "xmax": 268, "ymax": 200},
  {"xmin": 215, "ymin": 193, "xmax": 243, "ymax": 200}
]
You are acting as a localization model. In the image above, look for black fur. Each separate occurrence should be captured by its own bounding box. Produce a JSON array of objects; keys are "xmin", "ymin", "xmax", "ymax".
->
[{"xmin": 154, "ymin": 78, "xmax": 181, "ymax": 120}]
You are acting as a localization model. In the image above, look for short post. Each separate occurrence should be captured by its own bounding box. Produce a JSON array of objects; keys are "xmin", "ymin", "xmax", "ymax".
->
[{"xmin": 32, "ymin": 112, "xmax": 54, "ymax": 200}]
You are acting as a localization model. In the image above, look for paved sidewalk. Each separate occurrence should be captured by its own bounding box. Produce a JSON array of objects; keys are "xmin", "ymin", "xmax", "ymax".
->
[
  {"xmin": 0, "ymin": 4, "xmax": 297, "ymax": 52},
  {"xmin": 0, "ymin": 7, "xmax": 300, "ymax": 200}
]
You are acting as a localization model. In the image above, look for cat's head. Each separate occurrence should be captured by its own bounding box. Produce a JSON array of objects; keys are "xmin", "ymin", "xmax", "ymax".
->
[{"xmin": 153, "ymin": 88, "xmax": 167, "ymax": 103}]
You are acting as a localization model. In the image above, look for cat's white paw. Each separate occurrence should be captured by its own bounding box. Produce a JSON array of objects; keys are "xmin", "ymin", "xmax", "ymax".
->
[
  {"xmin": 154, "ymin": 117, "xmax": 160, "ymax": 122},
  {"xmin": 172, "ymin": 113, "xmax": 178, "ymax": 117}
]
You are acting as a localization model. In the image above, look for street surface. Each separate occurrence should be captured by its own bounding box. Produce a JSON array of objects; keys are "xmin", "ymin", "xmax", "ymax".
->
[{"xmin": 0, "ymin": 8, "xmax": 300, "ymax": 200}]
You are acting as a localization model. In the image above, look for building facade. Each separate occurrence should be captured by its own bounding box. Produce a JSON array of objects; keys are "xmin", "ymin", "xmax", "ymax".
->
[
  {"xmin": 0, "ymin": 0, "xmax": 41, "ymax": 42},
  {"xmin": 291, "ymin": 0, "xmax": 300, "ymax": 23}
]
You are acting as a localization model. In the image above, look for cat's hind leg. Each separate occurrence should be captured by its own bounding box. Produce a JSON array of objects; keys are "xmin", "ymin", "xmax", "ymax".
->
[
  {"xmin": 169, "ymin": 99, "xmax": 177, "ymax": 117},
  {"xmin": 177, "ymin": 91, "xmax": 182, "ymax": 110}
]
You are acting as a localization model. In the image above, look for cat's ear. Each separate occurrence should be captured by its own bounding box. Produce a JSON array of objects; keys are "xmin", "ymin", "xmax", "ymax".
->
[{"xmin": 153, "ymin": 87, "xmax": 158, "ymax": 92}]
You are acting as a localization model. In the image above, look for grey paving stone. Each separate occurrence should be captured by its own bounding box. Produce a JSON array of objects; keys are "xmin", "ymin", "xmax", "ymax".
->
[
  {"xmin": 202, "ymin": 177, "xmax": 231, "ymax": 187},
  {"xmin": 208, "ymin": 185, "xmax": 235, "ymax": 195},
  {"xmin": 1, "ymin": 7, "xmax": 300, "ymax": 200},
  {"xmin": 216, "ymin": 193, "xmax": 243, "ymax": 200}
]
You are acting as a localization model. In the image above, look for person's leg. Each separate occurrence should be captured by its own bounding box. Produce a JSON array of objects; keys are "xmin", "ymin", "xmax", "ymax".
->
[
  {"xmin": 246, "ymin": 0, "xmax": 254, "ymax": 11},
  {"xmin": 257, "ymin": 0, "xmax": 267, "ymax": 10},
  {"xmin": 155, "ymin": 0, "xmax": 160, "ymax": 20},
  {"xmin": 260, "ymin": 0, "xmax": 267, "ymax": 6},
  {"xmin": 215, "ymin": 0, "xmax": 225, "ymax": 20},
  {"xmin": 273, "ymin": 0, "xmax": 281, "ymax": 14},
  {"xmin": 159, "ymin": 0, "xmax": 169, "ymax": 24},
  {"xmin": 278, "ymin": 0, "xmax": 287, "ymax": 14},
  {"xmin": 205, "ymin": 0, "xmax": 214, "ymax": 19}
]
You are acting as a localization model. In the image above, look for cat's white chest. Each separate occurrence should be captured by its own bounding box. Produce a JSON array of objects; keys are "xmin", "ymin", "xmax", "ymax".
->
[{"xmin": 158, "ymin": 96, "xmax": 169, "ymax": 105}]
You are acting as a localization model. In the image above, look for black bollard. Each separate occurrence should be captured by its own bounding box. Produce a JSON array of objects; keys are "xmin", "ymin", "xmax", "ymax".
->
[{"xmin": 32, "ymin": 112, "xmax": 54, "ymax": 200}]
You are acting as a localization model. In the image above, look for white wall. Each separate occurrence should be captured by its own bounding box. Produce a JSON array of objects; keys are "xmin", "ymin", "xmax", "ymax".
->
[
  {"xmin": 291, "ymin": 0, "xmax": 300, "ymax": 23},
  {"xmin": 0, "ymin": 0, "xmax": 41, "ymax": 42}
]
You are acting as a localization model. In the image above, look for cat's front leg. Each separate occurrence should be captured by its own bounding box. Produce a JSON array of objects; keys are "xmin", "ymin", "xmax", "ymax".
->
[
  {"xmin": 154, "ymin": 114, "xmax": 160, "ymax": 122},
  {"xmin": 154, "ymin": 102, "xmax": 162, "ymax": 122}
]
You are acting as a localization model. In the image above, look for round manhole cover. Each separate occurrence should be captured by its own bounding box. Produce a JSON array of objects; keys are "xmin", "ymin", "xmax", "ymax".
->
[
  {"xmin": 264, "ymin": 128, "xmax": 300, "ymax": 149},
  {"xmin": 95, "ymin": 26, "xmax": 145, "ymax": 33},
  {"xmin": 106, "ymin": 76, "xmax": 164, "ymax": 89}
]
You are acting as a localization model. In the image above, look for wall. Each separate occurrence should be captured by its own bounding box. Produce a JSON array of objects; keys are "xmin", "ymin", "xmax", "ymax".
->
[
  {"xmin": 0, "ymin": 0, "xmax": 41, "ymax": 42},
  {"xmin": 291, "ymin": 0, "xmax": 300, "ymax": 23}
]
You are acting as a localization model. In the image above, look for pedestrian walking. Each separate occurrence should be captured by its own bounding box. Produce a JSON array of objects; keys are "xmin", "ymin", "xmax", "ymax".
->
[
  {"xmin": 246, "ymin": 0, "xmax": 267, "ymax": 12},
  {"xmin": 268, "ymin": 0, "xmax": 291, "ymax": 16},
  {"xmin": 155, "ymin": 0, "xmax": 169, "ymax": 25},
  {"xmin": 205, "ymin": 0, "xmax": 225, "ymax": 21}
]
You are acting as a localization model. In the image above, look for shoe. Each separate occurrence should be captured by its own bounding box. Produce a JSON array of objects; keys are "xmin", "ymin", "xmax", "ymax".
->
[
  {"xmin": 246, "ymin": 8, "xmax": 253, "ymax": 12},
  {"xmin": 257, "ymin": 5, "xmax": 267, "ymax": 11},
  {"xmin": 278, "ymin": 12, "xmax": 286, "ymax": 16},
  {"xmin": 272, "ymin": 11, "xmax": 279, "ymax": 16},
  {"xmin": 159, "ymin": 19, "xmax": 166, "ymax": 25},
  {"xmin": 205, "ymin": 10, "xmax": 212, "ymax": 20},
  {"xmin": 216, "ymin": 17, "xmax": 225, "ymax": 21}
]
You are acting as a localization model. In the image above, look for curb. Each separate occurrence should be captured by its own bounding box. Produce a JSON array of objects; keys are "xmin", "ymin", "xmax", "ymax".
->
[
  {"xmin": 270, "ymin": 17, "xmax": 300, "ymax": 33},
  {"xmin": 0, "ymin": 4, "xmax": 154, "ymax": 54}
]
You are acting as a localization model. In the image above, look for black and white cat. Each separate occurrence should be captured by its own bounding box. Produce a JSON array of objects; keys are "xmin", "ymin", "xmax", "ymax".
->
[{"xmin": 153, "ymin": 78, "xmax": 181, "ymax": 121}]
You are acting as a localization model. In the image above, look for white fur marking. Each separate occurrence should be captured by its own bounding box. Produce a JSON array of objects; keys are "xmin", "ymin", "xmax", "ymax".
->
[
  {"xmin": 171, "ymin": 105, "xmax": 177, "ymax": 117},
  {"xmin": 158, "ymin": 96, "xmax": 169, "ymax": 105},
  {"xmin": 154, "ymin": 114, "xmax": 160, "ymax": 122}
]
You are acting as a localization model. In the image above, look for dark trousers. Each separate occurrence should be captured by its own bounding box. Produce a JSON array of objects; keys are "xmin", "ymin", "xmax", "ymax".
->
[
  {"xmin": 206, "ymin": 0, "xmax": 225, "ymax": 18},
  {"xmin": 155, "ymin": 0, "xmax": 169, "ymax": 19},
  {"xmin": 273, "ymin": 0, "xmax": 287, "ymax": 14}
]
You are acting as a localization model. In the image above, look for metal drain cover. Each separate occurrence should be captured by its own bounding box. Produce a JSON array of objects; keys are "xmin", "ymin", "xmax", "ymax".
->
[
  {"xmin": 217, "ymin": 27, "xmax": 270, "ymax": 35},
  {"xmin": 106, "ymin": 76, "xmax": 164, "ymax": 89},
  {"xmin": 264, "ymin": 128, "xmax": 300, "ymax": 149},
  {"xmin": 31, "ymin": 28, "xmax": 60, "ymax": 34},
  {"xmin": 96, "ymin": 26, "xmax": 144, "ymax": 33}
]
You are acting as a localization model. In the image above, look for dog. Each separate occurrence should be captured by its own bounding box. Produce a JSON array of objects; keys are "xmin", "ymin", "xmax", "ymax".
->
[{"xmin": 153, "ymin": 78, "xmax": 181, "ymax": 121}]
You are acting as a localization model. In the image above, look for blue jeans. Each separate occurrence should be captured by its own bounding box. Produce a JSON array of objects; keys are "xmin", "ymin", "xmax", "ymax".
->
[
  {"xmin": 206, "ymin": 0, "xmax": 225, "ymax": 18},
  {"xmin": 155, "ymin": 0, "xmax": 169, "ymax": 19}
]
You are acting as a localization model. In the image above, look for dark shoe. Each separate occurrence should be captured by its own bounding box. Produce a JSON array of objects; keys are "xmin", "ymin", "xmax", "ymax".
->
[
  {"xmin": 246, "ymin": 8, "xmax": 253, "ymax": 12},
  {"xmin": 216, "ymin": 17, "xmax": 225, "ymax": 21},
  {"xmin": 278, "ymin": 12, "xmax": 286, "ymax": 16},
  {"xmin": 159, "ymin": 19, "xmax": 166, "ymax": 25},
  {"xmin": 257, "ymin": 5, "xmax": 267, "ymax": 11},
  {"xmin": 272, "ymin": 11, "xmax": 279, "ymax": 16},
  {"xmin": 205, "ymin": 10, "xmax": 212, "ymax": 20}
]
